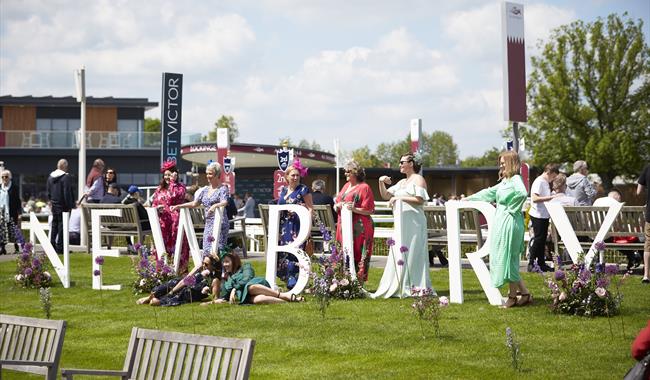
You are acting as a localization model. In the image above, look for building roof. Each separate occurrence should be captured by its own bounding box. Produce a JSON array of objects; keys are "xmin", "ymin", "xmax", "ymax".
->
[{"xmin": 0, "ymin": 95, "xmax": 158, "ymax": 109}]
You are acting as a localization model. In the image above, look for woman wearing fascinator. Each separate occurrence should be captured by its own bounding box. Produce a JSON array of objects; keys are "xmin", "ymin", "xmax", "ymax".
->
[
  {"xmin": 151, "ymin": 160, "xmax": 189, "ymax": 273},
  {"xmin": 373, "ymin": 152, "xmax": 432, "ymax": 298},
  {"xmin": 276, "ymin": 159, "xmax": 313, "ymax": 290}
]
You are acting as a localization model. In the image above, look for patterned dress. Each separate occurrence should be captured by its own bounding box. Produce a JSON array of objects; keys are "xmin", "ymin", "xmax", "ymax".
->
[
  {"xmin": 335, "ymin": 181, "xmax": 375, "ymax": 280},
  {"xmin": 371, "ymin": 182, "xmax": 431, "ymax": 299},
  {"xmin": 151, "ymin": 180, "xmax": 189, "ymax": 271},
  {"xmin": 195, "ymin": 184, "xmax": 230, "ymax": 255},
  {"xmin": 467, "ymin": 175, "xmax": 527, "ymax": 288},
  {"xmin": 277, "ymin": 184, "xmax": 310, "ymax": 289}
]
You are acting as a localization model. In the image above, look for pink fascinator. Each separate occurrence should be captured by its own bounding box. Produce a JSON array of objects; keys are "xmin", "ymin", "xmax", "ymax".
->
[
  {"xmin": 160, "ymin": 160, "xmax": 177, "ymax": 173},
  {"xmin": 292, "ymin": 158, "xmax": 309, "ymax": 177}
]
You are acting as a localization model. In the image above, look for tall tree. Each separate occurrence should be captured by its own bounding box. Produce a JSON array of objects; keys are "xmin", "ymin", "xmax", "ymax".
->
[
  {"xmin": 373, "ymin": 132, "xmax": 458, "ymax": 167},
  {"xmin": 349, "ymin": 145, "xmax": 383, "ymax": 168},
  {"xmin": 202, "ymin": 115, "xmax": 239, "ymax": 143},
  {"xmin": 524, "ymin": 13, "xmax": 649, "ymax": 190},
  {"xmin": 144, "ymin": 117, "xmax": 161, "ymax": 132}
]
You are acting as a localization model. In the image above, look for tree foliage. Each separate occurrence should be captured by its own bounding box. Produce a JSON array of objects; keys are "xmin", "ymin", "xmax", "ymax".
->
[
  {"xmin": 524, "ymin": 13, "xmax": 649, "ymax": 190},
  {"xmin": 461, "ymin": 147, "xmax": 501, "ymax": 168},
  {"xmin": 349, "ymin": 145, "xmax": 383, "ymax": 168},
  {"xmin": 144, "ymin": 117, "xmax": 161, "ymax": 132},
  {"xmin": 202, "ymin": 115, "xmax": 239, "ymax": 143},
  {"xmin": 371, "ymin": 131, "xmax": 459, "ymax": 168}
]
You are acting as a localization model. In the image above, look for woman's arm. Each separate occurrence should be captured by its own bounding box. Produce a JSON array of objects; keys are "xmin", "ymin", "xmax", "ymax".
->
[
  {"xmin": 303, "ymin": 193, "xmax": 314, "ymax": 212},
  {"xmin": 170, "ymin": 199, "xmax": 200, "ymax": 211},
  {"xmin": 378, "ymin": 176, "xmax": 392, "ymax": 200}
]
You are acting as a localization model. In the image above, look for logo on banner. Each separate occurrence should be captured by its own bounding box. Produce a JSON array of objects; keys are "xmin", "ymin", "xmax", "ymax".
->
[
  {"xmin": 276, "ymin": 148, "xmax": 293, "ymax": 171},
  {"xmin": 510, "ymin": 5, "xmax": 522, "ymax": 16},
  {"xmin": 223, "ymin": 156, "xmax": 233, "ymax": 174}
]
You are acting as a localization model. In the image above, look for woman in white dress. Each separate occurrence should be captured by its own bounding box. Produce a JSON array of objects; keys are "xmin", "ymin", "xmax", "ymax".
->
[{"xmin": 372, "ymin": 153, "xmax": 432, "ymax": 298}]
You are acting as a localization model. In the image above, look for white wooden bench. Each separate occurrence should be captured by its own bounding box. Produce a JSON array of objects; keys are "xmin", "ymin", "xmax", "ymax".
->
[
  {"xmin": 257, "ymin": 204, "xmax": 337, "ymax": 253},
  {"xmin": 550, "ymin": 205, "xmax": 645, "ymax": 255},
  {"xmin": 0, "ymin": 314, "xmax": 66, "ymax": 380},
  {"xmin": 61, "ymin": 327, "xmax": 254, "ymax": 380},
  {"xmin": 188, "ymin": 207, "xmax": 248, "ymax": 257},
  {"xmin": 81, "ymin": 203, "xmax": 151, "ymax": 247}
]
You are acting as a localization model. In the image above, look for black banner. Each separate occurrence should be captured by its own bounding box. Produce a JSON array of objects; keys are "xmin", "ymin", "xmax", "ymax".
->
[{"xmin": 160, "ymin": 72, "xmax": 183, "ymax": 166}]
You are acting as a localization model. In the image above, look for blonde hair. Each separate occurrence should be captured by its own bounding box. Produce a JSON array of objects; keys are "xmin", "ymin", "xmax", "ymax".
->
[
  {"xmin": 284, "ymin": 165, "xmax": 301, "ymax": 180},
  {"xmin": 343, "ymin": 160, "xmax": 366, "ymax": 182},
  {"xmin": 498, "ymin": 151, "xmax": 520, "ymax": 179},
  {"xmin": 552, "ymin": 173, "xmax": 567, "ymax": 191}
]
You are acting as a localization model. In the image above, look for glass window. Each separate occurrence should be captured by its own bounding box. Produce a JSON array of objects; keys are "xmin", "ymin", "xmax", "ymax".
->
[{"xmin": 118, "ymin": 120, "xmax": 139, "ymax": 148}]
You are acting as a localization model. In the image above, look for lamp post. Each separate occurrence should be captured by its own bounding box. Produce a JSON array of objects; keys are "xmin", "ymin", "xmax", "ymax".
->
[{"xmin": 75, "ymin": 67, "xmax": 87, "ymax": 248}]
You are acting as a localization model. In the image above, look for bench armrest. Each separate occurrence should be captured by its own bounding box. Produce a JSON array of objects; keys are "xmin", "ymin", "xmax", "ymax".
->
[
  {"xmin": 61, "ymin": 368, "xmax": 129, "ymax": 379},
  {"xmin": 0, "ymin": 359, "xmax": 54, "ymax": 367}
]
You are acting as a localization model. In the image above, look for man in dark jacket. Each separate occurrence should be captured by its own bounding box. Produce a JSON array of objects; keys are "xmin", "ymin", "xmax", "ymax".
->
[
  {"xmin": 311, "ymin": 179, "xmax": 336, "ymax": 222},
  {"xmin": 46, "ymin": 159, "xmax": 75, "ymax": 254}
]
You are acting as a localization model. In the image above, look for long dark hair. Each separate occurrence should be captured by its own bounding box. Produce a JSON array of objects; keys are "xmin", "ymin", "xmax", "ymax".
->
[
  {"xmin": 401, "ymin": 153, "xmax": 421, "ymax": 172},
  {"xmin": 223, "ymin": 252, "xmax": 242, "ymax": 274},
  {"xmin": 158, "ymin": 167, "xmax": 178, "ymax": 190}
]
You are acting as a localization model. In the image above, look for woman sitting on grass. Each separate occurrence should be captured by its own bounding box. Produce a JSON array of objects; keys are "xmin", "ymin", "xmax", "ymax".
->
[
  {"xmin": 203, "ymin": 251, "xmax": 304, "ymax": 305},
  {"xmin": 136, "ymin": 255, "xmax": 221, "ymax": 306}
]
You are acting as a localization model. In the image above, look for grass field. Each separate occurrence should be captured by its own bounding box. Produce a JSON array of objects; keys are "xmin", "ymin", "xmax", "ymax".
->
[{"xmin": 1, "ymin": 253, "xmax": 648, "ymax": 379}]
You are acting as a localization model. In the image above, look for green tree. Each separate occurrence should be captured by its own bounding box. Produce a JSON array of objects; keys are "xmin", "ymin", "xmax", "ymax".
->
[
  {"xmin": 202, "ymin": 115, "xmax": 239, "ymax": 143},
  {"xmin": 373, "ymin": 132, "xmax": 459, "ymax": 167},
  {"xmin": 144, "ymin": 117, "xmax": 161, "ymax": 132},
  {"xmin": 461, "ymin": 147, "xmax": 501, "ymax": 168},
  {"xmin": 349, "ymin": 145, "xmax": 383, "ymax": 168},
  {"xmin": 524, "ymin": 13, "xmax": 649, "ymax": 190}
]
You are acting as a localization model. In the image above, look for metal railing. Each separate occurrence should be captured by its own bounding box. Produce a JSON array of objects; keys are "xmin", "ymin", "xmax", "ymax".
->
[{"xmin": 0, "ymin": 130, "xmax": 161, "ymax": 149}]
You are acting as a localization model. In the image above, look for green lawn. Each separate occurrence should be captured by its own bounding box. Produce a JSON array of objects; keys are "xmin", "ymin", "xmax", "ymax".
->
[{"xmin": 1, "ymin": 253, "xmax": 648, "ymax": 379}]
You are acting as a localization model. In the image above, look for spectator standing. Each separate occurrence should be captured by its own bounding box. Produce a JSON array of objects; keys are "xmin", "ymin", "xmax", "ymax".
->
[
  {"xmin": 1, "ymin": 170, "xmax": 21, "ymax": 254},
  {"xmin": 528, "ymin": 163, "xmax": 560, "ymax": 272},
  {"xmin": 638, "ymin": 163, "xmax": 650, "ymax": 284},
  {"xmin": 566, "ymin": 160, "xmax": 597, "ymax": 205},
  {"xmin": 46, "ymin": 159, "xmax": 75, "ymax": 254},
  {"xmin": 238, "ymin": 192, "xmax": 256, "ymax": 218},
  {"xmin": 104, "ymin": 167, "xmax": 122, "ymax": 198},
  {"xmin": 68, "ymin": 208, "xmax": 81, "ymax": 246},
  {"xmin": 312, "ymin": 179, "xmax": 336, "ymax": 222},
  {"xmin": 84, "ymin": 158, "xmax": 105, "ymax": 203}
]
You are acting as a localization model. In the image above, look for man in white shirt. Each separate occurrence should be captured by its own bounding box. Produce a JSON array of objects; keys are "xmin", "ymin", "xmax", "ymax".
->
[{"xmin": 528, "ymin": 163, "xmax": 560, "ymax": 272}]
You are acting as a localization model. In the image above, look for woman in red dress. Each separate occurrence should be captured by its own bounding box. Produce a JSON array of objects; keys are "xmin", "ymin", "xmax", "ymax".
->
[
  {"xmin": 334, "ymin": 160, "xmax": 375, "ymax": 281},
  {"xmin": 151, "ymin": 161, "xmax": 189, "ymax": 273}
]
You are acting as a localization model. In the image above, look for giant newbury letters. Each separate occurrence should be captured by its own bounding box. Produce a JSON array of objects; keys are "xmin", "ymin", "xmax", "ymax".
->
[
  {"xmin": 91, "ymin": 209, "xmax": 121, "ymax": 290},
  {"xmin": 445, "ymin": 201, "xmax": 502, "ymax": 306},
  {"xmin": 265, "ymin": 204, "xmax": 311, "ymax": 294},
  {"xmin": 28, "ymin": 212, "xmax": 70, "ymax": 288}
]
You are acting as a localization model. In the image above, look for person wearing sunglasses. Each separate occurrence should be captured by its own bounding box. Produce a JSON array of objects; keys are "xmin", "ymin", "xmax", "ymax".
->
[{"xmin": 374, "ymin": 153, "xmax": 432, "ymax": 298}]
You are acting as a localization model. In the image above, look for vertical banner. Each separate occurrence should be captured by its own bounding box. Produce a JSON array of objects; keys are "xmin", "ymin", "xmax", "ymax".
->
[
  {"xmin": 410, "ymin": 118, "xmax": 421, "ymax": 153},
  {"xmin": 161, "ymin": 72, "xmax": 183, "ymax": 166},
  {"xmin": 501, "ymin": 2, "xmax": 527, "ymax": 122},
  {"xmin": 216, "ymin": 128, "xmax": 229, "ymax": 185}
]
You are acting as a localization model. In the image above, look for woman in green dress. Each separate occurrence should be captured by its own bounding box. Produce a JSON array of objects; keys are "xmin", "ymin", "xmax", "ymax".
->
[
  {"xmin": 205, "ymin": 252, "xmax": 304, "ymax": 305},
  {"xmin": 465, "ymin": 150, "xmax": 532, "ymax": 307}
]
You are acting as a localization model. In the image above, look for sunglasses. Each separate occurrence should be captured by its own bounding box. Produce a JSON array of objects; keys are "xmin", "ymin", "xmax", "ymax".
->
[
  {"xmin": 399, "ymin": 160, "xmax": 412, "ymax": 165},
  {"xmin": 1, "ymin": 176, "xmax": 8, "ymax": 179},
  {"xmin": 107, "ymin": 171, "xmax": 115, "ymax": 174}
]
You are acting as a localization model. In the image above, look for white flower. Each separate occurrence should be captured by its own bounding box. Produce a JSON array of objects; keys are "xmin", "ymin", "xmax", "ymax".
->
[
  {"xmin": 329, "ymin": 283, "xmax": 338, "ymax": 292},
  {"xmin": 43, "ymin": 271, "xmax": 51, "ymax": 279},
  {"xmin": 340, "ymin": 278, "xmax": 349, "ymax": 286},
  {"xmin": 201, "ymin": 269, "xmax": 210, "ymax": 277},
  {"xmin": 139, "ymin": 279, "xmax": 146, "ymax": 286},
  {"xmin": 15, "ymin": 274, "xmax": 23, "ymax": 282},
  {"xmin": 559, "ymin": 292, "xmax": 567, "ymax": 301},
  {"xmin": 439, "ymin": 296, "xmax": 449, "ymax": 307},
  {"xmin": 595, "ymin": 287, "xmax": 607, "ymax": 298},
  {"xmin": 202, "ymin": 286, "xmax": 210, "ymax": 294}
]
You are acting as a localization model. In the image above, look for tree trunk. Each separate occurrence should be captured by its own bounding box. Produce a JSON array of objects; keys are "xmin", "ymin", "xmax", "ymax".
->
[{"xmin": 600, "ymin": 172, "xmax": 615, "ymax": 194}]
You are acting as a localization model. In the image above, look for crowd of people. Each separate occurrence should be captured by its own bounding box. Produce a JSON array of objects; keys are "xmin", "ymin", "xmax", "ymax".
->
[{"xmin": 1, "ymin": 154, "xmax": 648, "ymax": 302}]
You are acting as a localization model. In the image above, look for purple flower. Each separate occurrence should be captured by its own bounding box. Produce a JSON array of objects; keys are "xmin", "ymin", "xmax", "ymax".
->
[
  {"xmin": 183, "ymin": 275, "xmax": 196, "ymax": 287},
  {"xmin": 93, "ymin": 269, "xmax": 101, "ymax": 276},
  {"xmin": 133, "ymin": 243, "xmax": 142, "ymax": 251},
  {"xmin": 325, "ymin": 268, "xmax": 334, "ymax": 277},
  {"xmin": 207, "ymin": 235, "xmax": 215, "ymax": 243},
  {"xmin": 604, "ymin": 264, "xmax": 618, "ymax": 276},
  {"xmin": 594, "ymin": 241, "xmax": 606, "ymax": 251},
  {"xmin": 397, "ymin": 259, "xmax": 404, "ymax": 266},
  {"xmin": 24, "ymin": 267, "xmax": 33, "ymax": 276},
  {"xmin": 532, "ymin": 262, "xmax": 543, "ymax": 274},
  {"xmin": 32, "ymin": 258, "xmax": 41, "ymax": 268},
  {"xmin": 387, "ymin": 238, "xmax": 395, "ymax": 247},
  {"xmin": 21, "ymin": 252, "xmax": 30, "ymax": 262},
  {"xmin": 596, "ymin": 277, "xmax": 610, "ymax": 288},
  {"xmin": 554, "ymin": 270, "xmax": 566, "ymax": 281},
  {"xmin": 139, "ymin": 258, "xmax": 149, "ymax": 269},
  {"xmin": 399, "ymin": 246, "xmax": 409, "ymax": 254},
  {"xmin": 95, "ymin": 256, "xmax": 105, "ymax": 265},
  {"xmin": 579, "ymin": 269, "xmax": 591, "ymax": 282},
  {"xmin": 23, "ymin": 242, "xmax": 33, "ymax": 252}
]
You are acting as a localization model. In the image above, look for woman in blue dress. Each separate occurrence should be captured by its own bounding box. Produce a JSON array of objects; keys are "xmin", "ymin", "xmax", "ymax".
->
[
  {"xmin": 172, "ymin": 162, "xmax": 230, "ymax": 255},
  {"xmin": 277, "ymin": 160, "xmax": 313, "ymax": 289}
]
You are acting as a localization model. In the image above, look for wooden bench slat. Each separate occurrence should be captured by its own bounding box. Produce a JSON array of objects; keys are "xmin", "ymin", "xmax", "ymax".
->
[
  {"xmin": 199, "ymin": 347, "xmax": 213, "ymax": 380},
  {"xmin": 155, "ymin": 340, "xmax": 171, "ymax": 380},
  {"xmin": 190, "ymin": 345, "xmax": 205, "ymax": 379},
  {"xmin": 210, "ymin": 347, "xmax": 223, "ymax": 379},
  {"xmin": 219, "ymin": 349, "xmax": 232, "ymax": 380},
  {"xmin": 163, "ymin": 342, "xmax": 179, "ymax": 380},
  {"xmin": 230, "ymin": 349, "xmax": 242, "ymax": 379},
  {"xmin": 147, "ymin": 339, "xmax": 162, "ymax": 380},
  {"xmin": 172, "ymin": 343, "xmax": 187, "ymax": 380}
]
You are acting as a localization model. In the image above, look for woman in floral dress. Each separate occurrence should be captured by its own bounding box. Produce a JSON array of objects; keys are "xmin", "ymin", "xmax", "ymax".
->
[
  {"xmin": 172, "ymin": 162, "xmax": 230, "ymax": 255},
  {"xmin": 151, "ymin": 161, "xmax": 188, "ymax": 272},
  {"xmin": 277, "ymin": 160, "xmax": 313, "ymax": 289},
  {"xmin": 334, "ymin": 160, "xmax": 375, "ymax": 281}
]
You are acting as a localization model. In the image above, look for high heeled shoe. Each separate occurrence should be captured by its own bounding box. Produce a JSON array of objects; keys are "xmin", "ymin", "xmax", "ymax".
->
[
  {"xmin": 504, "ymin": 295, "xmax": 518, "ymax": 308},
  {"xmin": 517, "ymin": 293, "xmax": 533, "ymax": 306}
]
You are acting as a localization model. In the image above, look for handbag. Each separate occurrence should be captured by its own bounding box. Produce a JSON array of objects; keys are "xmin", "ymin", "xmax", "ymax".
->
[
  {"xmin": 304, "ymin": 237, "xmax": 314, "ymax": 257},
  {"xmin": 624, "ymin": 352, "xmax": 650, "ymax": 380}
]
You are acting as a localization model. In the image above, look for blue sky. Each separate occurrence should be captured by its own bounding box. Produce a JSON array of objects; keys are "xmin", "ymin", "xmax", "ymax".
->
[{"xmin": 1, "ymin": 0, "xmax": 648, "ymax": 159}]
